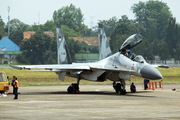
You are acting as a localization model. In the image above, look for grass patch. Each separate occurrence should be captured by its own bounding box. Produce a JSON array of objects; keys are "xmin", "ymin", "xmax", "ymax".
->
[{"xmin": 0, "ymin": 67, "xmax": 180, "ymax": 86}]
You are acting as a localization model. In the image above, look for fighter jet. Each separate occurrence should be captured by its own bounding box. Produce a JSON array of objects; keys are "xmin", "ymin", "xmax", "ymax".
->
[{"xmin": 10, "ymin": 24, "xmax": 166, "ymax": 95}]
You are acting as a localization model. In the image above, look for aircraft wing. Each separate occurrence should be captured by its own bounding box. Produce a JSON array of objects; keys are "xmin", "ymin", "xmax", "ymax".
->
[
  {"xmin": 10, "ymin": 63, "xmax": 133, "ymax": 72},
  {"xmin": 10, "ymin": 64, "xmax": 90, "ymax": 70},
  {"xmin": 10, "ymin": 61, "xmax": 136, "ymax": 82}
]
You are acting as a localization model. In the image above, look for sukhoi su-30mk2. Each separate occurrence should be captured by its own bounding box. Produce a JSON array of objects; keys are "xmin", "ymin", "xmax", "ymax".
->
[{"xmin": 10, "ymin": 24, "xmax": 168, "ymax": 95}]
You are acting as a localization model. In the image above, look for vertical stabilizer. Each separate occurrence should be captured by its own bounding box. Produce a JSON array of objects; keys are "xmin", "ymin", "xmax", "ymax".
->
[
  {"xmin": 98, "ymin": 24, "xmax": 112, "ymax": 60},
  {"xmin": 57, "ymin": 24, "xmax": 72, "ymax": 64}
]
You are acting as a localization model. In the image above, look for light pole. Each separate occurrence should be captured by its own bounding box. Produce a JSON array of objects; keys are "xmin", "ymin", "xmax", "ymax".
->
[{"xmin": 7, "ymin": 6, "xmax": 10, "ymax": 36}]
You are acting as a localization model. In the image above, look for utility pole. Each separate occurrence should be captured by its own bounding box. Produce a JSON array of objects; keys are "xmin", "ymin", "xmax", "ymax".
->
[
  {"xmin": 7, "ymin": 6, "xmax": 10, "ymax": 36},
  {"xmin": 38, "ymin": 11, "xmax": 40, "ymax": 29},
  {"xmin": 90, "ymin": 16, "xmax": 94, "ymax": 29}
]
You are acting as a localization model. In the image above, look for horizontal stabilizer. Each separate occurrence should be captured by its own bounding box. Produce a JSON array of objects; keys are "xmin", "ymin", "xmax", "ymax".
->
[
  {"xmin": 151, "ymin": 64, "xmax": 170, "ymax": 68},
  {"xmin": 10, "ymin": 65, "xmax": 23, "ymax": 70},
  {"xmin": 158, "ymin": 65, "xmax": 170, "ymax": 68}
]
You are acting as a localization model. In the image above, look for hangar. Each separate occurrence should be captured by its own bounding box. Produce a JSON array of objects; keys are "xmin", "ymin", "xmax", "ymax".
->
[{"xmin": 0, "ymin": 36, "xmax": 21, "ymax": 64}]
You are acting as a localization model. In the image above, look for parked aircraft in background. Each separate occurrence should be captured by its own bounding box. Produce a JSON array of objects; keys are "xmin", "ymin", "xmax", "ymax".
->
[{"xmin": 10, "ymin": 24, "xmax": 167, "ymax": 95}]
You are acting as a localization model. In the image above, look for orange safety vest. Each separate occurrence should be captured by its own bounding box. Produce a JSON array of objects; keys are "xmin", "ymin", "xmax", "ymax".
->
[{"xmin": 13, "ymin": 80, "xmax": 18, "ymax": 88}]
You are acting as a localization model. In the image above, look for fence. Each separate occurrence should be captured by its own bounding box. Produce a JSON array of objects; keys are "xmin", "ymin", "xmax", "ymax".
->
[{"xmin": 142, "ymin": 79, "xmax": 163, "ymax": 90}]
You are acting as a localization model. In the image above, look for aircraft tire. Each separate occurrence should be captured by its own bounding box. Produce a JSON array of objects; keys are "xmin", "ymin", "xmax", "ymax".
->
[
  {"xmin": 119, "ymin": 89, "xmax": 123, "ymax": 95},
  {"xmin": 123, "ymin": 90, "xmax": 126, "ymax": 95},
  {"xmin": 115, "ymin": 83, "xmax": 121, "ymax": 93},
  {"xmin": 119, "ymin": 89, "xmax": 126, "ymax": 95}
]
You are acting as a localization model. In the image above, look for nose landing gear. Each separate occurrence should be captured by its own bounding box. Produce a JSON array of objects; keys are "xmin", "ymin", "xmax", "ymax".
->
[{"xmin": 113, "ymin": 80, "xmax": 126, "ymax": 95}]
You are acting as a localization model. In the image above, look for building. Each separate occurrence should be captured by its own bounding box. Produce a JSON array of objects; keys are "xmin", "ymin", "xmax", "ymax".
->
[
  {"xmin": 23, "ymin": 31, "xmax": 54, "ymax": 39},
  {"xmin": 0, "ymin": 36, "xmax": 21, "ymax": 64},
  {"xmin": 69, "ymin": 37, "xmax": 110, "ymax": 46}
]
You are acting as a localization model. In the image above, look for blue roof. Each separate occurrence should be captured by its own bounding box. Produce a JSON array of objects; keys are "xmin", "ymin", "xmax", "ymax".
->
[{"xmin": 0, "ymin": 36, "xmax": 20, "ymax": 51}]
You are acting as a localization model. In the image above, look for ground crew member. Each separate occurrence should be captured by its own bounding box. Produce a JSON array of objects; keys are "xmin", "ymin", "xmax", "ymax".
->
[
  {"xmin": 67, "ymin": 84, "xmax": 74, "ymax": 94},
  {"xmin": 144, "ymin": 79, "xmax": 149, "ymax": 90},
  {"xmin": 11, "ymin": 76, "xmax": 15, "ymax": 94},
  {"xmin": 13, "ymin": 77, "xmax": 18, "ymax": 99},
  {"xmin": 130, "ymin": 82, "xmax": 136, "ymax": 93}
]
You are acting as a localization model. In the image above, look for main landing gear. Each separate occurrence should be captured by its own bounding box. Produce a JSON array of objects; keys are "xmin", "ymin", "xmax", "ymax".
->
[{"xmin": 113, "ymin": 79, "xmax": 126, "ymax": 95}]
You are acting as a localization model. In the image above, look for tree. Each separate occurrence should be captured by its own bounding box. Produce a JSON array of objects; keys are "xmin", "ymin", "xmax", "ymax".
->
[
  {"xmin": 26, "ymin": 24, "xmax": 44, "ymax": 31},
  {"xmin": 0, "ymin": 16, "xmax": 5, "ymax": 27},
  {"xmin": 132, "ymin": 37, "xmax": 153, "ymax": 60},
  {"xmin": 4, "ymin": 19, "xmax": 29, "ymax": 32},
  {"xmin": 0, "ymin": 16, "xmax": 6, "ymax": 39},
  {"xmin": 43, "ymin": 20, "xmax": 56, "ymax": 32},
  {"xmin": 131, "ymin": 0, "xmax": 172, "ymax": 40},
  {"xmin": 98, "ymin": 16, "xmax": 146, "ymax": 53},
  {"xmin": 0, "ymin": 26, "xmax": 6, "ymax": 39},
  {"xmin": 4, "ymin": 19, "xmax": 29, "ymax": 45},
  {"xmin": 66, "ymin": 38, "xmax": 82, "ymax": 61},
  {"xmin": 61, "ymin": 25, "xmax": 81, "ymax": 37},
  {"xmin": 98, "ymin": 16, "xmax": 118, "ymax": 37},
  {"xmin": 26, "ymin": 20, "xmax": 56, "ymax": 34},
  {"xmin": 9, "ymin": 27, "xmax": 23, "ymax": 46},
  {"xmin": 118, "ymin": 15, "xmax": 135, "ymax": 24},
  {"xmin": 53, "ymin": 3, "xmax": 84, "ymax": 33},
  {"xmin": 82, "ymin": 24, "xmax": 96, "ymax": 37},
  {"xmin": 158, "ymin": 41, "xmax": 169, "ymax": 62},
  {"xmin": 110, "ymin": 24, "xmax": 129, "ymax": 53},
  {"xmin": 18, "ymin": 30, "xmax": 55, "ymax": 64},
  {"xmin": 109, "ymin": 23, "xmax": 132, "ymax": 53},
  {"xmin": 175, "ymin": 45, "xmax": 180, "ymax": 61},
  {"xmin": 165, "ymin": 17, "xmax": 180, "ymax": 58}
]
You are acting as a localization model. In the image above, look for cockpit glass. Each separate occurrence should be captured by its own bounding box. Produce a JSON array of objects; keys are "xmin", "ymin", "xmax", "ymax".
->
[
  {"xmin": 135, "ymin": 34, "xmax": 142, "ymax": 41},
  {"xmin": 134, "ymin": 55, "xmax": 146, "ymax": 63},
  {"xmin": 120, "ymin": 34, "xmax": 143, "ymax": 51}
]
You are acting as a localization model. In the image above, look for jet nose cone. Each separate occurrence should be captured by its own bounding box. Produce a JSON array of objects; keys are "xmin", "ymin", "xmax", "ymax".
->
[{"xmin": 140, "ymin": 65, "xmax": 163, "ymax": 80}]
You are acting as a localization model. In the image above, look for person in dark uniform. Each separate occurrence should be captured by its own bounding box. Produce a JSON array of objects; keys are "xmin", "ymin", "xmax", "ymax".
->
[
  {"xmin": 13, "ymin": 77, "xmax": 18, "ymax": 99},
  {"xmin": 67, "ymin": 84, "xmax": 74, "ymax": 94},
  {"xmin": 144, "ymin": 79, "xmax": 149, "ymax": 90},
  {"xmin": 130, "ymin": 82, "xmax": 136, "ymax": 93}
]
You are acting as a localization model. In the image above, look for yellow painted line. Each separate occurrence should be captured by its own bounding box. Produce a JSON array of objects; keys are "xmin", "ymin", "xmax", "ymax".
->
[{"xmin": 0, "ymin": 104, "xmax": 178, "ymax": 120}]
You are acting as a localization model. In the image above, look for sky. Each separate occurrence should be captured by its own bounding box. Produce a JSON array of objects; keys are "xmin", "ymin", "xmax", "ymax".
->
[{"xmin": 0, "ymin": 0, "xmax": 180, "ymax": 28}]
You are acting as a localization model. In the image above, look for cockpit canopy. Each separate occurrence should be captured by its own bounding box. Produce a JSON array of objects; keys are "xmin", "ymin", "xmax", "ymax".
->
[
  {"xmin": 134, "ymin": 55, "xmax": 146, "ymax": 63},
  {"xmin": 120, "ymin": 34, "xmax": 142, "ymax": 51}
]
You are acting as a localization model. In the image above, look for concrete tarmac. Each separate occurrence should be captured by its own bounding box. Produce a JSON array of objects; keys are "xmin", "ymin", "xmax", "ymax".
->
[{"xmin": 0, "ymin": 84, "xmax": 180, "ymax": 120}]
